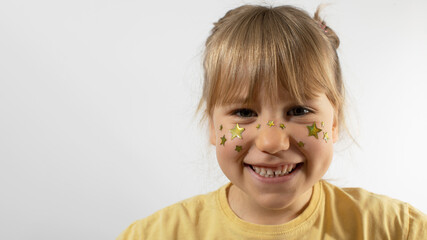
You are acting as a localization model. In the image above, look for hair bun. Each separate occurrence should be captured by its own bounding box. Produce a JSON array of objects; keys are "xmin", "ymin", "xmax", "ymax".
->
[{"xmin": 314, "ymin": 6, "xmax": 340, "ymax": 50}]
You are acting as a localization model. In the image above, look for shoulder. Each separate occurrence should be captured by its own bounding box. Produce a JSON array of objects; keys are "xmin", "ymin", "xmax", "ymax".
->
[
  {"xmin": 320, "ymin": 180, "xmax": 427, "ymax": 239},
  {"xmin": 116, "ymin": 187, "xmax": 222, "ymax": 240},
  {"xmin": 150, "ymin": 189, "xmax": 218, "ymax": 223},
  {"xmin": 321, "ymin": 180, "xmax": 406, "ymax": 211}
]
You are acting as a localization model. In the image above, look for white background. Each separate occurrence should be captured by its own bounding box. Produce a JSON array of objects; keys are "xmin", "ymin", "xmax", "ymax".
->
[{"xmin": 1, "ymin": 0, "xmax": 426, "ymax": 239}]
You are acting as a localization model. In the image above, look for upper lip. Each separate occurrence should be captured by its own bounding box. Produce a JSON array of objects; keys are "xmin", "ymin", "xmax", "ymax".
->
[{"xmin": 244, "ymin": 162, "xmax": 301, "ymax": 168}]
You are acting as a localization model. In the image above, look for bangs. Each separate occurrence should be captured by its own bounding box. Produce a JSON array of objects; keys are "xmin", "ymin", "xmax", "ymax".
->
[{"xmin": 203, "ymin": 5, "xmax": 338, "ymax": 115}]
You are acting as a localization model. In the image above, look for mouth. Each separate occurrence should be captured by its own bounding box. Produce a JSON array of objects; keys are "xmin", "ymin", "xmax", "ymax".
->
[{"xmin": 244, "ymin": 163, "xmax": 303, "ymax": 178}]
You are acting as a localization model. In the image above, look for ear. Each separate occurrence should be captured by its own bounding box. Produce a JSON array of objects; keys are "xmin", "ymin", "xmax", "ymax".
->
[
  {"xmin": 332, "ymin": 115, "xmax": 339, "ymax": 143},
  {"xmin": 209, "ymin": 118, "xmax": 216, "ymax": 146}
]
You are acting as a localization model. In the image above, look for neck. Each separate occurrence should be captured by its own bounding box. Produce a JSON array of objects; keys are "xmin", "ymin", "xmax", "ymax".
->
[{"xmin": 227, "ymin": 185, "xmax": 312, "ymax": 225}]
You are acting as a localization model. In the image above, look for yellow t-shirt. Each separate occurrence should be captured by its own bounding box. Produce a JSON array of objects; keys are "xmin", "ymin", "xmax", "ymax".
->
[{"xmin": 117, "ymin": 180, "xmax": 427, "ymax": 239}]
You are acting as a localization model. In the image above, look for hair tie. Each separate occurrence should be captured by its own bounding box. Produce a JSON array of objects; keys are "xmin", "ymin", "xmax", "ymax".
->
[{"xmin": 318, "ymin": 21, "xmax": 328, "ymax": 33}]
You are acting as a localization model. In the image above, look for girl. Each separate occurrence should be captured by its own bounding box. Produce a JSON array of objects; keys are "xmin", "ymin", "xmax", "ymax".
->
[{"xmin": 117, "ymin": 4, "xmax": 427, "ymax": 239}]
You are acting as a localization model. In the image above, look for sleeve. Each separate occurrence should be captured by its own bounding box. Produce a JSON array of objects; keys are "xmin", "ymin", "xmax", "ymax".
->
[
  {"xmin": 116, "ymin": 220, "xmax": 145, "ymax": 240},
  {"xmin": 406, "ymin": 204, "xmax": 427, "ymax": 240}
]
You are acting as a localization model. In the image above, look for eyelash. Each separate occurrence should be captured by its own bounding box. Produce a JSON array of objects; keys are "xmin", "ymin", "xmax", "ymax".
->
[
  {"xmin": 231, "ymin": 106, "xmax": 312, "ymax": 118},
  {"xmin": 232, "ymin": 108, "xmax": 257, "ymax": 118},
  {"xmin": 287, "ymin": 106, "xmax": 312, "ymax": 116}
]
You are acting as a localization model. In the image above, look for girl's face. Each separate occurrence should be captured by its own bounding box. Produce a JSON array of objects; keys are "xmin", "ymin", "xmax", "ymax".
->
[{"xmin": 209, "ymin": 88, "xmax": 338, "ymax": 214}]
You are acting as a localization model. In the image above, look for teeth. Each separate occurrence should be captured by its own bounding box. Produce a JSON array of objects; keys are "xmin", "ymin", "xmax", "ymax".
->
[
  {"xmin": 251, "ymin": 164, "xmax": 298, "ymax": 178},
  {"xmin": 282, "ymin": 165, "xmax": 288, "ymax": 174},
  {"xmin": 266, "ymin": 169, "xmax": 274, "ymax": 177},
  {"xmin": 259, "ymin": 168, "xmax": 266, "ymax": 176}
]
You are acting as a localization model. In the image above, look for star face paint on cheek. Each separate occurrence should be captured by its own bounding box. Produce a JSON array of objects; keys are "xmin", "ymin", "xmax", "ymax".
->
[
  {"xmin": 229, "ymin": 124, "xmax": 245, "ymax": 140},
  {"xmin": 219, "ymin": 124, "xmax": 223, "ymax": 131},
  {"xmin": 307, "ymin": 122, "xmax": 322, "ymax": 139},
  {"xmin": 280, "ymin": 123, "xmax": 286, "ymax": 129},
  {"xmin": 235, "ymin": 145, "xmax": 242, "ymax": 152},
  {"xmin": 220, "ymin": 135, "xmax": 227, "ymax": 146},
  {"xmin": 298, "ymin": 141, "xmax": 305, "ymax": 147},
  {"xmin": 323, "ymin": 132, "xmax": 329, "ymax": 143},
  {"xmin": 256, "ymin": 124, "xmax": 261, "ymax": 129}
]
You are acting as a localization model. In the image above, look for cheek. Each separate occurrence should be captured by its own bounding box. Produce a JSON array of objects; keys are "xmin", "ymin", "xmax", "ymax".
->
[
  {"xmin": 289, "ymin": 122, "xmax": 334, "ymax": 161},
  {"xmin": 215, "ymin": 142, "xmax": 240, "ymax": 162},
  {"xmin": 214, "ymin": 126, "xmax": 254, "ymax": 163}
]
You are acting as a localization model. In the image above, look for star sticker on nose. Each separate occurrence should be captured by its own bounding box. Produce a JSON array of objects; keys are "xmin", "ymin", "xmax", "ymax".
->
[
  {"xmin": 307, "ymin": 122, "xmax": 322, "ymax": 139},
  {"xmin": 267, "ymin": 120, "xmax": 275, "ymax": 127},
  {"xmin": 220, "ymin": 135, "xmax": 227, "ymax": 146},
  {"xmin": 235, "ymin": 145, "xmax": 242, "ymax": 152},
  {"xmin": 229, "ymin": 123, "xmax": 245, "ymax": 140}
]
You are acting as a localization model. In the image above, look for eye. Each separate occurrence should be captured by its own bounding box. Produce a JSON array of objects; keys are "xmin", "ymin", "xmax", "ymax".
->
[
  {"xmin": 232, "ymin": 108, "xmax": 257, "ymax": 118},
  {"xmin": 287, "ymin": 106, "xmax": 312, "ymax": 116}
]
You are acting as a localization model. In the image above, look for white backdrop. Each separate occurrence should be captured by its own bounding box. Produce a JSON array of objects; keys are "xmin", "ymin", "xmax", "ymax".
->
[{"xmin": 1, "ymin": 0, "xmax": 426, "ymax": 239}]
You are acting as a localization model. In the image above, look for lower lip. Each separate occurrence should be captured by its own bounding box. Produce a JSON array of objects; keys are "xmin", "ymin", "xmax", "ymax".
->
[{"xmin": 245, "ymin": 164, "xmax": 302, "ymax": 184}]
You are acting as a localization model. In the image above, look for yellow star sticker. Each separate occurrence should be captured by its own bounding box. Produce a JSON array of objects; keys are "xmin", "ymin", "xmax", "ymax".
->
[
  {"xmin": 235, "ymin": 145, "xmax": 242, "ymax": 152},
  {"xmin": 220, "ymin": 135, "xmax": 227, "ymax": 146},
  {"xmin": 267, "ymin": 120, "xmax": 275, "ymax": 127},
  {"xmin": 298, "ymin": 141, "xmax": 305, "ymax": 147},
  {"xmin": 256, "ymin": 124, "xmax": 261, "ymax": 129},
  {"xmin": 219, "ymin": 125, "xmax": 223, "ymax": 131},
  {"xmin": 307, "ymin": 122, "xmax": 322, "ymax": 139},
  {"xmin": 321, "ymin": 121, "xmax": 325, "ymax": 127},
  {"xmin": 280, "ymin": 123, "xmax": 286, "ymax": 129},
  {"xmin": 323, "ymin": 132, "xmax": 329, "ymax": 143},
  {"xmin": 229, "ymin": 123, "xmax": 245, "ymax": 140}
]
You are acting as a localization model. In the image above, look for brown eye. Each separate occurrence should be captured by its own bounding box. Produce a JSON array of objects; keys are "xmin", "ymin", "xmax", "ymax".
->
[
  {"xmin": 233, "ymin": 108, "xmax": 257, "ymax": 118},
  {"xmin": 287, "ymin": 106, "xmax": 311, "ymax": 116}
]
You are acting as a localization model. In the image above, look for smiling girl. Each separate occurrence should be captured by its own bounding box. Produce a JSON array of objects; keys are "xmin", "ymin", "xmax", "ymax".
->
[{"xmin": 117, "ymin": 4, "xmax": 427, "ymax": 239}]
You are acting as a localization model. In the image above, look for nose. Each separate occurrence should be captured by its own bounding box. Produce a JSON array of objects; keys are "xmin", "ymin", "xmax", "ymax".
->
[{"xmin": 255, "ymin": 124, "xmax": 290, "ymax": 154}]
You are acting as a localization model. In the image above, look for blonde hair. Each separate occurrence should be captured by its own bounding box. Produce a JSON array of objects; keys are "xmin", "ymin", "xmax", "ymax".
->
[{"xmin": 198, "ymin": 5, "xmax": 345, "ymax": 130}]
